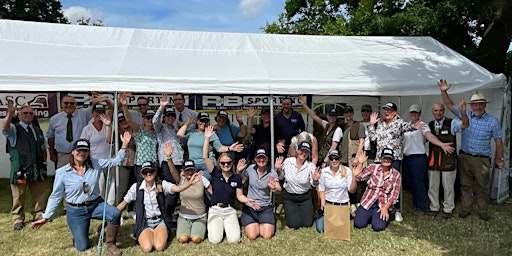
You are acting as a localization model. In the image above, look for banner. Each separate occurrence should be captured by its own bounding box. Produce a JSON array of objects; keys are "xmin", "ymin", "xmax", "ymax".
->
[{"xmin": 0, "ymin": 93, "xmax": 59, "ymax": 118}]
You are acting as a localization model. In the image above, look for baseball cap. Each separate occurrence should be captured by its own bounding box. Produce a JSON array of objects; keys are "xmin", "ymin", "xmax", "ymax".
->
[
  {"xmin": 328, "ymin": 150, "xmax": 340, "ymax": 158},
  {"xmin": 143, "ymin": 109, "xmax": 155, "ymax": 118},
  {"xmin": 164, "ymin": 106, "xmax": 176, "ymax": 117},
  {"xmin": 216, "ymin": 110, "xmax": 229, "ymax": 119},
  {"xmin": 140, "ymin": 161, "xmax": 158, "ymax": 173},
  {"xmin": 198, "ymin": 112, "xmax": 210, "ymax": 122},
  {"xmin": 361, "ymin": 104, "xmax": 372, "ymax": 112},
  {"xmin": 381, "ymin": 148, "xmax": 394, "ymax": 159},
  {"xmin": 344, "ymin": 106, "xmax": 354, "ymax": 114},
  {"xmin": 409, "ymin": 104, "xmax": 421, "ymax": 113},
  {"xmin": 73, "ymin": 139, "xmax": 90, "ymax": 151},
  {"xmin": 382, "ymin": 102, "xmax": 398, "ymax": 111},
  {"xmin": 298, "ymin": 141, "xmax": 312, "ymax": 153},
  {"xmin": 117, "ymin": 112, "xmax": 126, "ymax": 121},
  {"xmin": 261, "ymin": 107, "xmax": 271, "ymax": 115},
  {"xmin": 255, "ymin": 148, "xmax": 268, "ymax": 158},
  {"xmin": 92, "ymin": 104, "xmax": 107, "ymax": 112},
  {"xmin": 183, "ymin": 160, "xmax": 196, "ymax": 170},
  {"xmin": 327, "ymin": 108, "xmax": 338, "ymax": 116}
]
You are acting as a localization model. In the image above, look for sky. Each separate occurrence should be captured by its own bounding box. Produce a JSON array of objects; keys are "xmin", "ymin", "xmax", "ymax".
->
[{"xmin": 60, "ymin": 0, "xmax": 287, "ymax": 33}]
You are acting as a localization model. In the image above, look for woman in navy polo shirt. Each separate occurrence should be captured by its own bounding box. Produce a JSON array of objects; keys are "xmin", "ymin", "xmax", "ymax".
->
[
  {"xmin": 238, "ymin": 148, "xmax": 281, "ymax": 240},
  {"xmin": 203, "ymin": 125, "xmax": 259, "ymax": 244}
]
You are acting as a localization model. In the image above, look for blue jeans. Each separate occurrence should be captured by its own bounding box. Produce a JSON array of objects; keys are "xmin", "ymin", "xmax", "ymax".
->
[
  {"xmin": 402, "ymin": 154, "xmax": 428, "ymax": 212},
  {"xmin": 316, "ymin": 216, "xmax": 325, "ymax": 233},
  {"xmin": 65, "ymin": 198, "xmax": 121, "ymax": 251}
]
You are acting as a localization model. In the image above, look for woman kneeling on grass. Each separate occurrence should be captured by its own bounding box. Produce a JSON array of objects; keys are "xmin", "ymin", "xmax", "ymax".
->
[
  {"xmin": 203, "ymin": 125, "xmax": 259, "ymax": 244},
  {"xmin": 352, "ymin": 148, "xmax": 401, "ymax": 232},
  {"xmin": 116, "ymin": 161, "xmax": 203, "ymax": 252},
  {"xmin": 174, "ymin": 158, "xmax": 211, "ymax": 244},
  {"xmin": 31, "ymin": 133, "xmax": 131, "ymax": 255},
  {"xmin": 237, "ymin": 148, "xmax": 281, "ymax": 240},
  {"xmin": 316, "ymin": 149, "xmax": 356, "ymax": 233}
]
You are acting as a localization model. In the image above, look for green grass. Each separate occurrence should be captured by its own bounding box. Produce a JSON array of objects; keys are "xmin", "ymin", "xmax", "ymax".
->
[{"xmin": 0, "ymin": 178, "xmax": 511, "ymax": 256}]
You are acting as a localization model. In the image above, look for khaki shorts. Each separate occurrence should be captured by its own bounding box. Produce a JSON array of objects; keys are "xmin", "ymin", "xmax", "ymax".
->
[{"xmin": 176, "ymin": 215, "xmax": 207, "ymax": 239}]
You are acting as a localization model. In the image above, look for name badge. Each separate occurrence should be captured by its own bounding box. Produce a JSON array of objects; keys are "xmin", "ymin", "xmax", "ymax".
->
[
  {"xmin": 441, "ymin": 130, "xmax": 449, "ymax": 135},
  {"xmin": 291, "ymin": 119, "xmax": 297, "ymax": 123},
  {"xmin": 230, "ymin": 182, "xmax": 238, "ymax": 187}
]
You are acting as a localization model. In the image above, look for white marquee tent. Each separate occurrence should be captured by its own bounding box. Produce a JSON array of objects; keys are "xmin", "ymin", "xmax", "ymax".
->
[
  {"xmin": 0, "ymin": 19, "xmax": 507, "ymax": 95},
  {"xmin": 0, "ymin": 19, "xmax": 509, "ymax": 201}
]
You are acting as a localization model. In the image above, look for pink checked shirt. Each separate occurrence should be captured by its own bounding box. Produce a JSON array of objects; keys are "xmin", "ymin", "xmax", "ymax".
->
[{"xmin": 356, "ymin": 164, "xmax": 401, "ymax": 210}]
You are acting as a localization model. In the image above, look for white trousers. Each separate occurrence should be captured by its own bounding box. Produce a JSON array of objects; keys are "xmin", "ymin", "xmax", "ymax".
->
[{"xmin": 207, "ymin": 206, "xmax": 240, "ymax": 244}]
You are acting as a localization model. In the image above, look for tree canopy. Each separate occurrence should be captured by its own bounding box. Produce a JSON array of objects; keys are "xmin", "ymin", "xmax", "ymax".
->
[
  {"xmin": 264, "ymin": 0, "xmax": 512, "ymax": 76},
  {"xmin": 0, "ymin": 0, "xmax": 67, "ymax": 23}
]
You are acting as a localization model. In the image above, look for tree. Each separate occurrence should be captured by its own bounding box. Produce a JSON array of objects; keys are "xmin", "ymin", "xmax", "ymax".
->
[
  {"xmin": 0, "ymin": 0, "xmax": 68, "ymax": 23},
  {"xmin": 76, "ymin": 17, "xmax": 104, "ymax": 26},
  {"xmin": 264, "ymin": 0, "xmax": 512, "ymax": 75}
]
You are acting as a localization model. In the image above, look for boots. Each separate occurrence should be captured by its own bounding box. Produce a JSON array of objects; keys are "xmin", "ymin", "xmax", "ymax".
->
[{"xmin": 105, "ymin": 225, "xmax": 122, "ymax": 255}]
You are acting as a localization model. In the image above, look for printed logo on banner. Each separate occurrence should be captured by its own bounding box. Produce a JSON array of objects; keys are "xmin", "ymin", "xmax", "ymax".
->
[{"xmin": 0, "ymin": 93, "xmax": 58, "ymax": 118}]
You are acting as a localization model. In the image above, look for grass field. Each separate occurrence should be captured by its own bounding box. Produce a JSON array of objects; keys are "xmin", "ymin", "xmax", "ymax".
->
[{"xmin": 0, "ymin": 178, "xmax": 511, "ymax": 256}]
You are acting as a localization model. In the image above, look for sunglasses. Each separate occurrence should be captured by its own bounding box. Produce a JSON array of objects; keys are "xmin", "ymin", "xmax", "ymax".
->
[
  {"xmin": 63, "ymin": 102, "xmax": 76, "ymax": 105},
  {"xmin": 220, "ymin": 161, "xmax": 232, "ymax": 166},
  {"xmin": 199, "ymin": 119, "xmax": 210, "ymax": 124},
  {"xmin": 328, "ymin": 156, "xmax": 340, "ymax": 161},
  {"xmin": 138, "ymin": 103, "xmax": 149, "ymax": 107},
  {"xmin": 141, "ymin": 169, "xmax": 156, "ymax": 175},
  {"xmin": 22, "ymin": 112, "xmax": 34, "ymax": 115},
  {"xmin": 381, "ymin": 158, "xmax": 393, "ymax": 163},
  {"xmin": 82, "ymin": 182, "xmax": 90, "ymax": 194},
  {"xmin": 361, "ymin": 110, "xmax": 372, "ymax": 113}
]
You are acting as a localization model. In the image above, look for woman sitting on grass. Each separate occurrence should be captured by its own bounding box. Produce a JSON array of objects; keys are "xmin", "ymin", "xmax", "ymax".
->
[
  {"xmin": 31, "ymin": 133, "xmax": 131, "ymax": 255},
  {"xmin": 203, "ymin": 125, "xmax": 259, "ymax": 244},
  {"xmin": 237, "ymin": 148, "xmax": 281, "ymax": 240},
  {"xmin": 352, "ymin": 148, "xmax": 401, "ymax": 232},
  {"xmin": 116, "ymin": 160, "xmax": 202, "ymax": 253}
]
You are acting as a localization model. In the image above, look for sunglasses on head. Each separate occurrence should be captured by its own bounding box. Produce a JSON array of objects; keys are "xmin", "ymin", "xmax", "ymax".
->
[
  {"xmin": 82, "ymin": 182, "xmax": 90, "ymax": 194},
  {"xmin": 63, "ymin": 102, "xmax": 76, "ymax": 105},
  {"xmin": 220, "ymin": 161, "xmax": 232, "ymax": 166},
  {"xmin": 328, "ymin": 156, "xmax": 340, "ymax": 161},
  {"xmin": 141, "ymin": 169, "xmax": 156, "ymax": 175}
]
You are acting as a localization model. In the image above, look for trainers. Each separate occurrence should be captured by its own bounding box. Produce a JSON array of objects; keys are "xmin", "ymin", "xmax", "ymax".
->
[
  {"xmin": 441, "ymin": 212, "xmax": 452, "ymax": 219},
  {"xmin": 126, "ymin": 211, "xmax": 136, "ymax": 220},
  {"xmin": 479, "ymin": 213, "xmax": 490, "ymax": 221},
  {"xmin": 428, "ymin": 210, "xmax": 439, "ymax": 216},
  {"xmin": 395, "ymin": 212, "xmax": 403, "ymax": 222},
  {"xmin": 458, "ymin": 211, "xmax": 470, "ymax": 218},
  {"xmin": 13, "ymin": 222, "xmax": 24, "ymax": 231},
  {"xmin": 350, "ymin": 204, "xmax": 357, "ymax": 217}
]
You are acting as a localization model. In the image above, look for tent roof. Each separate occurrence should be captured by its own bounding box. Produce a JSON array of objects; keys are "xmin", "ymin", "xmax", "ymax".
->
[{"xmin": 0, "ymin": 19, "xmax": 506, "ymax": 95}]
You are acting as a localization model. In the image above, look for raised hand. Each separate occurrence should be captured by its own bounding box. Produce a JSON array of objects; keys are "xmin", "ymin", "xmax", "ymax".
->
[
  {"xmin": 189, "ymin": 171, "xmax": 203, "ymax": 184},
  {"xmin": 229, "ymin": 142, "xmax": 244, "ymax": 152},
  {"xmin": 205, "ymin": 125, "xmax": 215, "ymax": 138},
  {"xmin": 98, "ymin": 113, "xmax": 111, "ymax": 126},
  {"xmin": 160, "ymin": 93, "xmax": 169, "ymax": 107},
  {"xmin": 267, "ymin": 175, "xmax": 277, "ymax": 190},
  {"xmin": 118, "ymin": 92, "xmax": 129, "ymax": 105},
  {"xmin": 120, "ymin": 131, "xmax": 132, "ymax": 144},
  {"xmin": 247, "ymin": 107, "xmax": 255, "ymax": 118},
  {"xmin": 298, "ymin": 95, "xmax": 306, "ymax": 105},
  {"xmin": 438, "ymin": 79, "xmax": 451, "ymax": 92},
  {"xmin": 274, "ymin": 156, "xmax": 284, "ymax": 170},
  {"xmin": 6, "ymin": 99, "xmax": 15, "ymax": 115},
  {"xmin": 164, "ymin": 142, "xmax": 173, "ymax": 157},
  {"xmin": 459, "ymin": 97, "xmax": 466, "ymax": 112},
  {"xmin": 235, "ymin": 111, "xmax": 243, "ymax": 123},
  {"xmin": 370, "ymin": 112, "xmax": 379, "ymax": 125},
  {"xmin": 312, "ymin": 167, "xmax": 321, "ymax": 182},
  {"xmin": 236, "ymin": 159, "xmax": 247, "ymax": 173}
]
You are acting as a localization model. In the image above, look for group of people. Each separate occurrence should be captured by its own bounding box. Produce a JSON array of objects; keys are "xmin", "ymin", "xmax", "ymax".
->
[{"xmin": 2, "ymin": 79, "xmax": 505, "ymax": 253}]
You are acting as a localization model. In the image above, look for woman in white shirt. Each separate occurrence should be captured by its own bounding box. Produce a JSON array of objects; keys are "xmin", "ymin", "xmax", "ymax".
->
[
  {"xmin": 316, "ymin": 150, "xmax": 356, "ymax": 232},
  {"xmin": 275, "ymin": 141, "xmax": 320, "ymax": 229}
]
